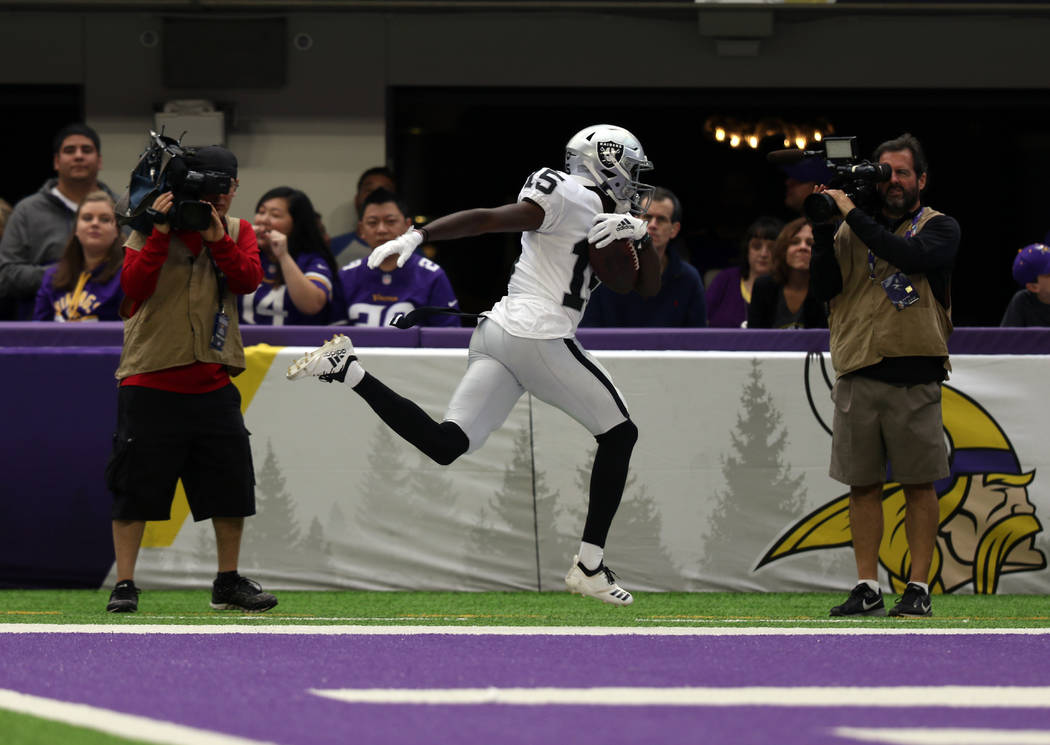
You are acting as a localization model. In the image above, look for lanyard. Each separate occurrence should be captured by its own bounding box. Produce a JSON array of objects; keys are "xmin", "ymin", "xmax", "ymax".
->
[
  {"xmin": 209, "ymin": 253, "xmax": 227, "ymax": 315},
  {"xmin": 868, "ymin": 207, "xmax": 924, "ymax": 280},
  {"xmin": 904, "ymin": 207, "xmax": 925, "ymax": 238},
  {"xmin": 66, "ymin": 271, "xmax": 91, "ymax": 320}
]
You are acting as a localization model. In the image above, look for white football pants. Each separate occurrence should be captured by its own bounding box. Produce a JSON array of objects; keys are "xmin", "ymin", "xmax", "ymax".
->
[{"xmin": 443, "ymin": 319, "xmax": 630, "ymax": 453}]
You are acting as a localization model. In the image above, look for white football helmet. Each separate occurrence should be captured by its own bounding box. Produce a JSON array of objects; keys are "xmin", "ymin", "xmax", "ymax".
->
[{"xmin": 565, "ymin": 124, "xmax": 654, "ymax": 214}]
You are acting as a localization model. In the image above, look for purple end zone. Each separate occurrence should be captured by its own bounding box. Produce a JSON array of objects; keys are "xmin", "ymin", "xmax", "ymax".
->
[{"xmin": 1, "ymin": 632, "xmax": 1049, "ymax": 745}]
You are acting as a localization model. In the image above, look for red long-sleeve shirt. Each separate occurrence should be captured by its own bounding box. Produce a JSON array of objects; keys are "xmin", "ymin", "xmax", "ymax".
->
[{"xmin": 120, "ymin": 218, "xmax": 262, "ymax": 393}]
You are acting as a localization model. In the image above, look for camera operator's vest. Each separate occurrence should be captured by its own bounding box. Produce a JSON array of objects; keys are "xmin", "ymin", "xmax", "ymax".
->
[
  {"xmin": 828, "ymin": 207, "xmax": 952, "ymax": 378},
  {"xmin": 115, "ymin": 218, "xmax": 247, "ymax": 379}
]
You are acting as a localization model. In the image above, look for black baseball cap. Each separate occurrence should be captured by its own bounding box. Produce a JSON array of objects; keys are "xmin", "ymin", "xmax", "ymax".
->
[{"xmin": 185, "ymin": 145, "xmax": 237, "ymax": 177}]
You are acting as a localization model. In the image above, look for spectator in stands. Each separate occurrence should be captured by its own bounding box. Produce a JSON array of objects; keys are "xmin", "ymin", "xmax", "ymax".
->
[
  {"xmin": 33, "ymin": 191, "xmax": 123, "ymax": 321},
  {"xmin": 104, "ymin": 145, "xmax": 276, "ymax": 615},
  {"xmin": 241, "ymin": 186, "xmax": 339, "ymax": 326},
  {"xmin": 330, "ymin": 166, "xmax": 397, "ymax": 265},
  {"xmin": 748, "ymin": 217, "xmax": 827, "ymax": 329},
  {"xmin": 0, "ymin": 123, "xmax": 118, "ymax": 319},
  {"xmin": 1000, "ymin": 243, "xmax": 1050, "ymax": 327},
  {"xmin": 781, "ymin": 156, "xmax": 832, "ymax": 217},
  {"xmin": 335, "ymin": 188, "xmax": 460, "ymax": 327},
  {"xmin": 705, "ymin": 216, "xmax": 782, "ymax": 328},
  {"xmin": 581, "ymin": 187, "xmax": 706, "ymax": 327}
]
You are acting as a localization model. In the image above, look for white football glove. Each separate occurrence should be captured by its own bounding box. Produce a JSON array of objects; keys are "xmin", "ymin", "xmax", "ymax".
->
[
  {"xmin": 367, "ymin": 228, "xmax": 424, "ymax": 269},
  {"xmin": 587, "ymin": 213, "xmax": 648, "ymax": 248}
]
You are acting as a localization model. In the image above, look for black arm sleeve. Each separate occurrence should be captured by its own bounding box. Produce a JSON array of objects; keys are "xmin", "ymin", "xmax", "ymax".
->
[
  {"xmin": 844, "ymin": 210, "xmax": 960, "ymax": 275},
  {"xmin": 808, "ymin": 222, "xmax": 843, "ymax": 303},
  {"xmin": 747, "ymin": 275, "xmax": 777, "ymax": 328}
]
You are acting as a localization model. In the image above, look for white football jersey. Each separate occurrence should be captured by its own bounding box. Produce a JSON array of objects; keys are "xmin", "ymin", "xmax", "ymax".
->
[{"xmin": 484, "ymin": 168, "xmax": 606, "ymax": 339}]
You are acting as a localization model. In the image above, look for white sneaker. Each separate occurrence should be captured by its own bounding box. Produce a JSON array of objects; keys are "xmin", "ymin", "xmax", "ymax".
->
[
  {"xmin": 286, "ymin": 334, "xmax": 356, "ymax": 382},
  {"xmin": 564, "ymin": 555, "xmax": 633, "ymax": 606}
]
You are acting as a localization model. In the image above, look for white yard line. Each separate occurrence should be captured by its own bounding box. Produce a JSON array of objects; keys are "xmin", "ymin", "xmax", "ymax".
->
[
  {"xmin": 309, "ymin": 685, "xmax": 1050, "ymax": 708},
  {"xmin": 0, "ymin": 688, "xmax": 276, "ymax": 745},
  {"xmin": 1, "ymin": 624, "xmax": 1049, "ymax": 636},
  {"xmin": 832, "ymin": 726, "xmax": 1050, "ymax": 744}
]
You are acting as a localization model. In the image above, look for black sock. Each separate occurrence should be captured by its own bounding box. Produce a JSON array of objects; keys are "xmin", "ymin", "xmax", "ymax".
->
[
  {"xmin": 354, "ymin": 373, "xmax": 469, "ymax": 465},
  {"xmin": 582, "ymin": 419, "xmax": 638, "ymax": 546},
  {"xmin": 215, "ymin": 570, "xmax": 239, "ymax": 586}
]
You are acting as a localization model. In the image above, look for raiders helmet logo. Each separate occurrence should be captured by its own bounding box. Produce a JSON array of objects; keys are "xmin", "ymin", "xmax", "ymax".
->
[{"xmin": 597, "ymin": 141, "xmax": 624, "ymax": 168}]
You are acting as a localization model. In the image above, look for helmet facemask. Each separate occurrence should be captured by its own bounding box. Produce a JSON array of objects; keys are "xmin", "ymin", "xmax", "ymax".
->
[{"xmin": 565, "ymin": 124, "xmax": 654, "ymax": 215}]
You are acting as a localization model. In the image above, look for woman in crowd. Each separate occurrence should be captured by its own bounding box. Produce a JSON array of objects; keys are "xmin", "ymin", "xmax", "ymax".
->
[
  {"xmin": 748, "ymin": 216, "xmax": 827, "ymax": 329},
  {"xmin": 705, "ymin": 216, "xmax": 782, "ymax": 327},
  {"xmin": 33, "ymin": 190, "xmax": 123, "ymax": 321},
  {"xmin": 241, "ymin": 186, "xmax": 340, "ymax": 325}
]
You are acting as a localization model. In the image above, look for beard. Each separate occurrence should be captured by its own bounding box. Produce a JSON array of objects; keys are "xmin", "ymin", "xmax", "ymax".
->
[{"xmin": 881, "ymin": 184, "xmax": 919, "ymax": 216}]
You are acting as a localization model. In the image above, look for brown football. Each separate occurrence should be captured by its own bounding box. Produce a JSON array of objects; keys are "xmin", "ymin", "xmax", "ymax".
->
[{"xmin": 589, "ymin": 238, "xmax": 639, "ymax": 294}]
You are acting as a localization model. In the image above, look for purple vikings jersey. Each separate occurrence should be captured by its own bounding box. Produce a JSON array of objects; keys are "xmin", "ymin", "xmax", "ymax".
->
[
  {"xmin": 239, "ymin": 252, "xmax": 334, "ymax": 326},
  {"xmin": 33, "ymin": 264, "xmax": 124, "ymax": 322},
  {"xmin": 336, "ymin": 255, "xmax": 460, "ymax": 327}
]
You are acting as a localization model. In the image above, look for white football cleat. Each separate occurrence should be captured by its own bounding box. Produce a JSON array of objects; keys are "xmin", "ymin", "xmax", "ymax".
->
[
  {"xmin": 564, "ymin": 555, "xmax": 633, "ymax": 606},
  {"xmin": 286, "ymin": 334, "xmax": 356, "ymax": 383}
]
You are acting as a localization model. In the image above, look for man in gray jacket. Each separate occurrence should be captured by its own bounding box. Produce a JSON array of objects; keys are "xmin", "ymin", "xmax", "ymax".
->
[{"xmin": 0, "ymin": 123, "xmax": 117, "ymax": 319}]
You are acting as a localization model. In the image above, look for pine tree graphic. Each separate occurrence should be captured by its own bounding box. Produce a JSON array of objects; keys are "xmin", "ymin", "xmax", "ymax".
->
[
  {"xmin": 303, "ymin": 516, "xmax": 329, "ymax": 555},
  {"xmin": 352, "ymin": 424, "xmax": 412, "ymax": 544},
  {"xmin": 324, "ymin": 501, "xmax": 350, "ymax": 558},
  {"xmin": 700, "ymin": 359, "xmax": 806, "ymax": 582},
  {"xmin": 240, "ymin": 439, "xmax": 304, "ymax": 572},
  {"xmin": 408, "ymin": 450, "xmax": 457, "ymax": 514},
  {"xmin": 466, "ymin": 422, "xmax": 552, "ymax": 589},
  {"xmin": 335, "ymin": 423, "xmax": 418, "ymax": 586},
  {"xmin": 299, "ymin": 515, "xmax": 336, "ymax": 580}
]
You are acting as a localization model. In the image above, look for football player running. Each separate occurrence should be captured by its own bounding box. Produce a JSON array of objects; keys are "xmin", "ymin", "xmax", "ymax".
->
[{"xmin": 287, "ymin": 124, "xmax": 660, "ymax": 605}]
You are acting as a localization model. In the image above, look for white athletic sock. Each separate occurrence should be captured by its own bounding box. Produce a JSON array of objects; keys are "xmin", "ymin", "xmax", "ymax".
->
[
  {"xmin": 344, "ymin": 360, "xmax": 365, "ymax": 388},
  {"xmin": 577, "ymin": 542, "xmax": 604, "ymax": 571},
  {"xmin": 857, "ymin": 579, "xmax": 881, "ymax": 594},
  {"xmin": 909, "ymin": 581, "xmax": 929, "ymax": 593}
]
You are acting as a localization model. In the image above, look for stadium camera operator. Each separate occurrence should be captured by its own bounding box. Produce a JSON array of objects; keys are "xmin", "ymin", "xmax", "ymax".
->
[
  {"xmin": 104, "ymin": 139, "xmax": 275, "ymax": 615},
  {"xmin": 807, "ymin": 133, "xmax": 960, "ymax": 619}
]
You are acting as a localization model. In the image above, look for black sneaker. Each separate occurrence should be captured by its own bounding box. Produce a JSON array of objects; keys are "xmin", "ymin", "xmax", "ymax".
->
[
  {"xmin": 106, "ymin": 580, "xmax": 140, "ymax": 613},
  {"xmin": 210, "ymin": 574, "xmax": 278, "ymax": 612},
  {"xmin": 829, "ymin": 583, "xmax": 886, "ymax": 617},
  {"xmin": 888, "ymin": 583, "xmax": 932, "ymax": 617}
]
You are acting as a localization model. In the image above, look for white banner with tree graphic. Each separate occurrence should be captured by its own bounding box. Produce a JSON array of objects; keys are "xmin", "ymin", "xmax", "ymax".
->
[{"xmin": 115, "ymin": 349, "xmax": 1050, "ymax": 595}]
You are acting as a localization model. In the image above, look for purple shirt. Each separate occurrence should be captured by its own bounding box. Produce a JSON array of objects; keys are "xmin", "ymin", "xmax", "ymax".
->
[
  {"xmin": 335, "ymin": 255, "xmax": 460, "ymax": 327},
  {"xmin": 705, "ymin": 266, "xmax": 750, "ymax": 329},
  {"xmin": 239, "ymin": 251, "xmax": 335, "ymax": 326},
  {"xmin": 33, "ymin": 264, "xmax": 123, "ymax": 321}
]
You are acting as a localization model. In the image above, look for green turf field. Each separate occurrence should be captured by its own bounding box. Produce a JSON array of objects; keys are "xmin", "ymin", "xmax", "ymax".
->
[
  {"xmin": 1, "ymin": 590, "xmax": 1047, "ymax": 628},
  {"xmin": 0, "ymin": 709, "xmax": 152, "ymax": 745}
]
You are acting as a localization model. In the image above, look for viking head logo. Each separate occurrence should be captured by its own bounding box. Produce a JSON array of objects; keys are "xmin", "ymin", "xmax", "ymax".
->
[
  {"xmin": 759, "ymin": 383, "xmax": 1045, "ymax": 593},
  {"xmin": 597, "ymin": 141, "xmax": 624, "ymax": 169}
]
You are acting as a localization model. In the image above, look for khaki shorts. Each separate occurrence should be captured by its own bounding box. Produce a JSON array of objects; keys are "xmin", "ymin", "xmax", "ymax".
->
[{"xmin": 829, "ymin": 375, "xmax": 949, "ymax": 486}]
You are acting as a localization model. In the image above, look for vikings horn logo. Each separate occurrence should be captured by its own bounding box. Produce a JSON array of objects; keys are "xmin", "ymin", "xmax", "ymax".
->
[
  {"xmin": 758, "ymin": 361, "xmax": 1045, "ymax": 594},
  {"xmin": 597, "ymin": 141, "xmax": 624, "ymax": 169}
]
